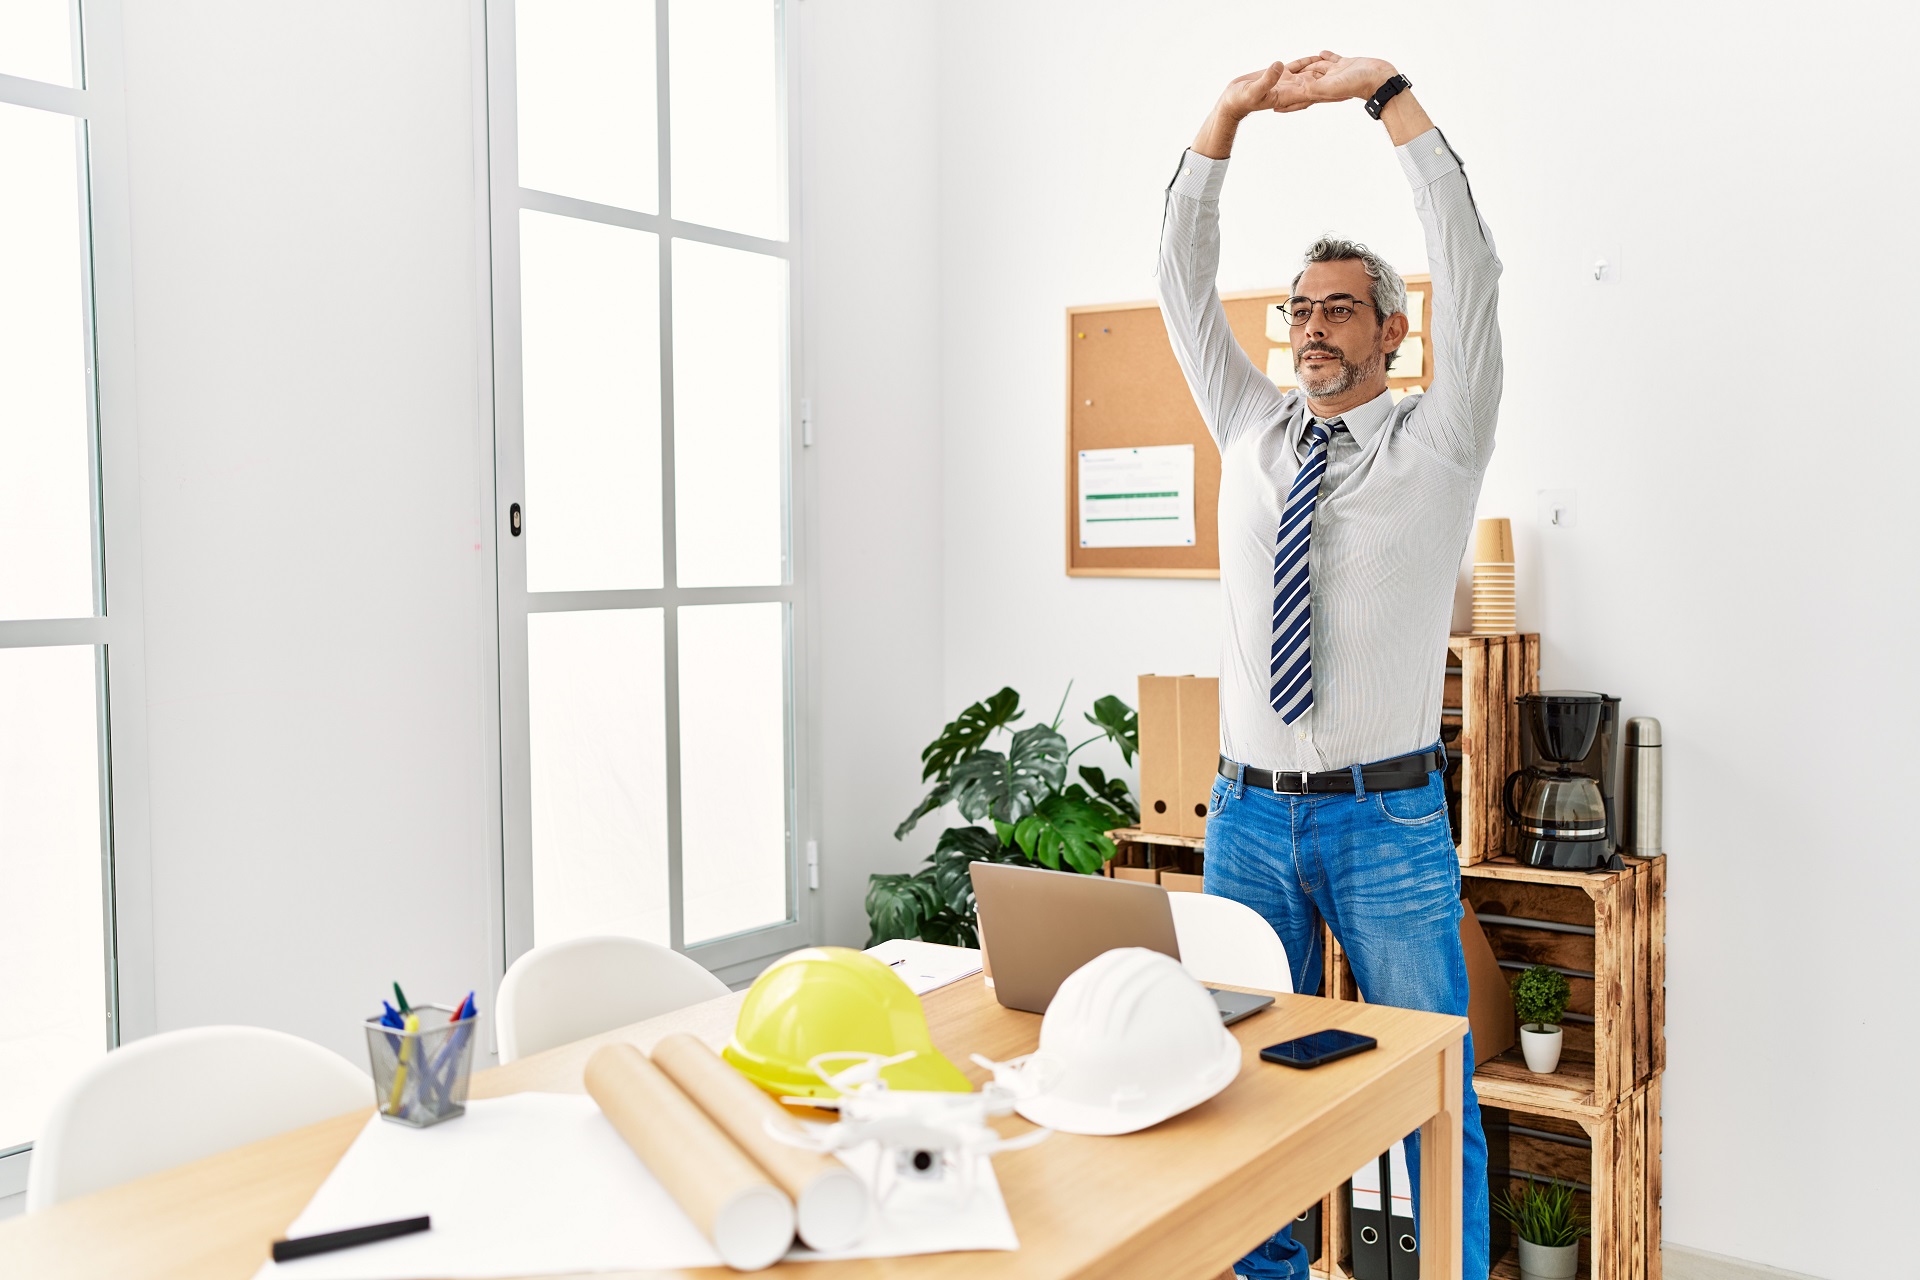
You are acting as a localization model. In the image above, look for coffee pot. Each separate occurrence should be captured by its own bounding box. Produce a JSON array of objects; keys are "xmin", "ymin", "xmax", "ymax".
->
[{"xmin": 1504, "ymin": 691, "xmax": 1623, "ymax": 871}]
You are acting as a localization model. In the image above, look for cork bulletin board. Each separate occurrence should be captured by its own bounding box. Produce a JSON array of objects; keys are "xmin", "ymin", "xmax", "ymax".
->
[{"xmin": 1064, "ymin": 275, "xmax": 1432, "ymax": 577}]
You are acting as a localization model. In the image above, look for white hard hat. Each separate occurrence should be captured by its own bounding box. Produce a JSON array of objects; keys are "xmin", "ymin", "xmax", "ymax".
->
[{"xmin": 1012, "ymin": 947, "xmax": 1242, "ymax": 1136}]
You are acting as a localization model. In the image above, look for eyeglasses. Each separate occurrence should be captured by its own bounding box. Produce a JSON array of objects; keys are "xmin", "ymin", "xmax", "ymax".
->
[{"xmin": 1280, "ymin": 295, "xmax": 1378, "ymax": 326}]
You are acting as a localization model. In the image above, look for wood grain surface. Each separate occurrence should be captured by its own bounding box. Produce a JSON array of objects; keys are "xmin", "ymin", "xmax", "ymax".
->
[{"xmin": 0, "ymin": 978, "xmax": 1466, "ymax": 1280}]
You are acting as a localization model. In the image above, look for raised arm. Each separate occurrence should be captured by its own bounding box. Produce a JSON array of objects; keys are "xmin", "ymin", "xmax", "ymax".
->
[
  {"xmin": 1296, "ymin": 54, "xmax": 1505, "ymax": 466},
  {"xmin": 1156, "ymin": 64, "xmax": 1319, "ymax": 449}
]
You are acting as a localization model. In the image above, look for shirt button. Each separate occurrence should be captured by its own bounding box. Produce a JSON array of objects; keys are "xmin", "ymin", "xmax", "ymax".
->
[
  {"xmin": 1296, "ymin": 728, "xmax": 1307, "ymax": 741},
  {"xmin": 1433, "ymin": 145, "xmax": 1444, "ymax": 156},
  {"xmin": 1183, "ymin": 167, "xmax": 1194, "ymax": 177}
]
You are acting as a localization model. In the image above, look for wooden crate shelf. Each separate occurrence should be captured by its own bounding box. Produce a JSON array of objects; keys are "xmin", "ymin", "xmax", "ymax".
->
[
  {"xmin": 1445, "ymin": 633, "xmax": 1540, "ymax": 866},
  {"xmin": 1310, "ymin": 1079, "xmax": 1661, "ymax": 1280},
  {"xmin": 1484, "ymin": 1078, "xmax": 1663, "ymax": 1280},
  {"xmin": 1464, "ymin": 855, "xmax": 1665, "ymax": 1115},
  {"xmin": 1326, "ymin": 853, "xmax": 1664, "ymax": 1115}
]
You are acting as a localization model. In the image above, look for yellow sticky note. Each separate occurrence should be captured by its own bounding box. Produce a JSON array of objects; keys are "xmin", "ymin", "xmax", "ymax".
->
[
  {"xmin": 1392, "ymin": 335, "xmax": 1424, "ymax": 378},
  {"xmin": 1266, "ymin": 304, "xmax": 1294, "ymax": 344},
  {"xmin": 1266, "ymin": 345, "xmax": 1298, "ymax": 388},
  {"xmin": 1404, "ymin": 291, "xmax": 1425, "ymax": 333}
]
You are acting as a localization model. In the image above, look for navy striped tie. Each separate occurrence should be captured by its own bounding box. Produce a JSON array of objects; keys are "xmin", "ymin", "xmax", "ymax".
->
[{"xmin": 1271, "ymin": 419, "xmax": 1338, "ymax": 723}]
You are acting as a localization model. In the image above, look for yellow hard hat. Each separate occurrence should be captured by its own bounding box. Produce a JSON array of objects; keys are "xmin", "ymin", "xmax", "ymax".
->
[{"xmin": 723, "ymin": 947, "xmax": 971, "ymax": 1098}]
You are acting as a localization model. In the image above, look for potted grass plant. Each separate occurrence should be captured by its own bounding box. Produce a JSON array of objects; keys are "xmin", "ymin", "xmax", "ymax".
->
[
  {"xmin": 1510, "ymin": 964, "xmax": 1572, "ymax": 1073},
  {"xmin": 1493, "ymin": 1178, "xmax": 1588, "ymax": 1280}
]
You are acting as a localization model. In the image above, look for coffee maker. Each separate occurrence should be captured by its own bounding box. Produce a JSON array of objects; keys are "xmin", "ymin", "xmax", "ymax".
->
[{"xmin": 1504, "ymin": 691, "xmax": 1622, "ymax": 870}]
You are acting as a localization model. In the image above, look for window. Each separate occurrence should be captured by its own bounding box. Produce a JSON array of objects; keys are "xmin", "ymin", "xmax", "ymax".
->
[
  {"xmin": 486, "ymin": 0, "xmax": 808, "ymax": 978},
  {"xmin": 0, "ymin": 0, "xmax": 147, "ymax": 1194}
]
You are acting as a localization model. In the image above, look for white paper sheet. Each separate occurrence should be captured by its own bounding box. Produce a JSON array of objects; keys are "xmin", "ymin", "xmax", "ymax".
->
[
  {"xmin": 862, "ymin": 939, "xmax": 983, "ymax": 995},
  {"xmin": 256, "ymin": 1095, "xmax": 1016, "ymax": 1279},
  {"xmin": 1076, "ymin": 445, "xmax": 1195, "ymax": 549}
]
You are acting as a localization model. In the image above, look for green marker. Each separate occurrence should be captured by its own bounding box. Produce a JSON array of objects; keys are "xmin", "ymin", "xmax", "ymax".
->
[{"xmin": 392, "ymin": 981, "xmax": 411, "ymax": 1014}]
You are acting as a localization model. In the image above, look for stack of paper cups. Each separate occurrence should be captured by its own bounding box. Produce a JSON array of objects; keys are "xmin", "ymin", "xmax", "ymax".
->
[{"xmin": 1471, "ymin": 518, "xmax": 1517, "ymax": 635}]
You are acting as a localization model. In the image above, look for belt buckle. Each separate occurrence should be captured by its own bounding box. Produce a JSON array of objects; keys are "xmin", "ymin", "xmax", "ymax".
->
[{"xmin": 1271, "ymin": 770, "xmax": 1310, "ymax": 795}]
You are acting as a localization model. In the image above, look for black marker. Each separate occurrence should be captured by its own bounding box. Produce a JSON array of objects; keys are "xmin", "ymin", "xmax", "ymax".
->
[{"xmin": 272, "ymin": 1215, "xmax": 431, "ymax": 1263}]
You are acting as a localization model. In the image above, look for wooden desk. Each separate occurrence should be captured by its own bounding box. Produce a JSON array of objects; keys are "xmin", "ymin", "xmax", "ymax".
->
[{"xmin": 0, "ymin": 980, "xmax": 1467, "ymax": 1280}]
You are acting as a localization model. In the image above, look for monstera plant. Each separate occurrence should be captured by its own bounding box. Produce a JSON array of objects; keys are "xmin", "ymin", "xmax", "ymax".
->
[{"xmin": 864, "ymin": 686, "xmax": 1140, "ymax": 947}]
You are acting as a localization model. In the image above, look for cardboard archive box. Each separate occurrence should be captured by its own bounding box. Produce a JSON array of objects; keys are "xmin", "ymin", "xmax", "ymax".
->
[
  {"xmin": 1174, "ymin": 677, "xmax": 1218, "ymax": 838},
  {"xmin": 1135, "ymin": 674, "xmax": 1220, "ymax": 838},
  {"xmin": 1136, "ymin": 675, "xmax": 1182, "ymax": 835}
]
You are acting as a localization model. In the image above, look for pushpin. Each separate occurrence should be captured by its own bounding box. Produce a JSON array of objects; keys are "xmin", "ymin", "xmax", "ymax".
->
[{"xmin": 1076, "ymin": 331, "xmax": 1085, "ymax": 338}]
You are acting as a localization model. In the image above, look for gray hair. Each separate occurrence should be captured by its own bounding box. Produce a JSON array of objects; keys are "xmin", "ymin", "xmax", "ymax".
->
[{"xmin": 1291, "ymin": 236, "xmax": 1408, "ymax": 371}]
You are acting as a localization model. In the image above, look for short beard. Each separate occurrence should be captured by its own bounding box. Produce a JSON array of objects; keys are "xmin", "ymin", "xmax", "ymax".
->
[{"xmin": 1295, "ymin": 346, "xmax": 1383, "ymax": 399}]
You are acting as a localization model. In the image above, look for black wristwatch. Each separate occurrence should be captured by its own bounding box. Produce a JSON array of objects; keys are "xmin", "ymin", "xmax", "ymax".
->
[{"xmin": 1364, "ymin": 73, "xmax": 1411, "ymax": 120}]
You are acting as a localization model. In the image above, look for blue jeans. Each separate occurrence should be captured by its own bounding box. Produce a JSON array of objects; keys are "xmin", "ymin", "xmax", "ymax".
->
[{"xmin": 1204, "ymin": 754, "xmax": 1489, "ymax": 1280}]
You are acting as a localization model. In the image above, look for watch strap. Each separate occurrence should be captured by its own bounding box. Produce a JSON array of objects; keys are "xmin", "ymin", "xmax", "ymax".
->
[{"xmin": 1364, "ymin": 73, "xmax": 1411, "ymax": 120}]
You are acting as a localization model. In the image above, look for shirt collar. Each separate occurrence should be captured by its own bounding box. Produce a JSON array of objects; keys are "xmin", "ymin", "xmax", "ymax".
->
[{"xmin": 1307, "ymin": 388, "xmax": 1395, "ymax": 449}]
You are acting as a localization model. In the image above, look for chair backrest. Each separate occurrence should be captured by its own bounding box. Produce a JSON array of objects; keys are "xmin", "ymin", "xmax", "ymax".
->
[
  {"xmin": 26, "ymin": 1026, "xmax": 370, "ymax": 1211},
  {"xmin": 495, "ymin": 934, "xmax": 730, "ymax": 1063},
  {"xmin": 1168, "ymin": 892, "xmax": 1294, "ymax": 993}
]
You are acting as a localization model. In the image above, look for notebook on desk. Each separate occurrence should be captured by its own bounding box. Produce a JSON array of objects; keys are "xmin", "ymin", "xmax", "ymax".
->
[{"xmin": 968, "ymin": 862, "xmax": 1274, "ymax": 1024}]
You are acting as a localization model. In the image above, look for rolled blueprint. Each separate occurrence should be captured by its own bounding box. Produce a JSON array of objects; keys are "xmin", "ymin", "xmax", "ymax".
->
[
  {"xmin": 653, "ymin": 1033, "xmax": 872, "ymax": 1251},
  {"xmin": 584, "ymin": 1042, "xmax": 795, "ymax": 1272}
]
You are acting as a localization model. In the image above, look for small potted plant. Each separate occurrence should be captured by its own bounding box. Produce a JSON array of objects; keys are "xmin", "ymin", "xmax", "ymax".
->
[
  {"xmin": 1510, "ymin": 964, "xmax": 1571, "ymax": 1073},
  {"xmin": 1494, "ymin": 1178, "xmax": 1588, "ymax": 1280}
]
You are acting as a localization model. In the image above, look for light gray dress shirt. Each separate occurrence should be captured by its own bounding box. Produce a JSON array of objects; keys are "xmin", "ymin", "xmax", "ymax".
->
[{"xmin": 1156, "ymin": 128, "xmax": 1504, "ymax": 773}]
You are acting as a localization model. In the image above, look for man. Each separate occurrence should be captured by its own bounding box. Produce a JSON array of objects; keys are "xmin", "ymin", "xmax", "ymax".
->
[{"xmin": 1157, "ymin": 53, "xmax": 1502, "ymax": 1280}]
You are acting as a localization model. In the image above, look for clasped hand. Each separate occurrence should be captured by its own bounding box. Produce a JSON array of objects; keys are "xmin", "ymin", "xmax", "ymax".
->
[{"xmin": 1218, "ymin": 51, "xmax": 1397, "ymax": 119}]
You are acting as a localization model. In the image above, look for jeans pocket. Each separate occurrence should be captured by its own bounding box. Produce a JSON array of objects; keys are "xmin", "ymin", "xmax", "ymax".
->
[
  {"xmin": 1207, "ymin": 775, "xmax": 1231, "ymax": 817},
  {"xmin": 1374, "ymin": 779, "xmax": 1447, "ymax": 826}
]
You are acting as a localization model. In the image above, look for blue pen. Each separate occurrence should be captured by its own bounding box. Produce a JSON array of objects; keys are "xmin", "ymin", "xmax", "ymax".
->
[{"xmin": 428, "ymin": 994, "xmax": 478, "ymax": 1105}]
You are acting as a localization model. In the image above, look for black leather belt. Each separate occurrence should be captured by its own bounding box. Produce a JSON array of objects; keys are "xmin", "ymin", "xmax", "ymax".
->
[{"xmin": 1217, "ymin": 748, "xmax": 1444, "ymax": 795}]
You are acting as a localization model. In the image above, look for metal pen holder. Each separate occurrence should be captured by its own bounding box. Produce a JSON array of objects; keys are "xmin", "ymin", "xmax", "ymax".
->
[{"xmin": 365, "ymin": 1003, "xmax": 476, "ymax": 1127}]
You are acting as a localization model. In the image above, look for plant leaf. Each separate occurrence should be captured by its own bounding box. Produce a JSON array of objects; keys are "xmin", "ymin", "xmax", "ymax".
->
[
  {"xmin": 930, "ymin": 826, "xmax": 1003, "ymax": 917},
  {"xmin": 1084, "ymin": 695, "xmax": 1139, "ymax": 766},
  {"xmin": 864, "ymin": 872, "xmax": 944, "ymax": 945},
  {"xmin": 1077, "ymin": 765, "xmax": 1139, "ymax": 824},
  {"xmin": 918, "ymin": 687, "xmax": 1023, "ymax": 783},
  {"xmin": 1006, "ymin": 792, "xmax": 1119, "ymax": 874},
  {"xmin": 950, "ymin": 725, "xmax": 1066, "ymax": 824},
  {"xmin": 893, "ymin": 779, "xmax": 953, "ymax": 841}
]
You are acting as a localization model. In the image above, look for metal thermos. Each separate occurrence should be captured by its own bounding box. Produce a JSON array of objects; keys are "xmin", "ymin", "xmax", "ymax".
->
[{"xmin": 1621, "ymin": 717, "xmax": 1662, "ymax": 856}]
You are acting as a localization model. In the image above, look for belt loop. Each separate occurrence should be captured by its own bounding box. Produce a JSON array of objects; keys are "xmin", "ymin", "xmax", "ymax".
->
[
  {"xmin": 1350, "ymin": 763, "xmax": 1367, "ymax": 802},
  {"xmin": 1234, "ymin": 760, "xmax": 1246, "ymax": 800},
  {"xmin": 1437, "ymin": 738, "xmax": 1448, "ymax": 770}
]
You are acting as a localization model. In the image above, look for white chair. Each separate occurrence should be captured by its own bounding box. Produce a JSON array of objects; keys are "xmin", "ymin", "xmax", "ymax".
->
[
  {"xmin": 495, "ymin": 934, "xmax": 730, "ymax": 1063},
  {"xmin": 26, "ymin": 1026, "xmax": 370, "ymax": 1211},
  {"xmin": 1169, "ymin": 892, "xmax": 1295, "ymax": 993}
]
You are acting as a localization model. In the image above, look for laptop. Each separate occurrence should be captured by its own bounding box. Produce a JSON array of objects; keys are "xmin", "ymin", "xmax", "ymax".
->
[{"xmin": 969, "ymin": 862, "xmax": 1276, "ymax": 1025}]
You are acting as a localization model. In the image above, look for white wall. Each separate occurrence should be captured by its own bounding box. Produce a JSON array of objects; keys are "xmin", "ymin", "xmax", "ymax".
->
[
  {"xmin": 797, "ymin": 0, "xmax": 949, "ymax": 948},
  {"xmin": 933, "ymin": 3, "xmax": 1919, "ymax": 1277}
]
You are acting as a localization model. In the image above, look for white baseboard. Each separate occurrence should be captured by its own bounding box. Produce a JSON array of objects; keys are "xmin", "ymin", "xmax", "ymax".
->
[{"xmin": 1663, "ymin": 1242, "xmax": 1827, "ymax": 1280}]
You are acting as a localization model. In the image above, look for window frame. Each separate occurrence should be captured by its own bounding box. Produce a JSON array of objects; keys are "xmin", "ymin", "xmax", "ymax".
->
[
  {"xmin": 481, "ymin": 0, "xmax": 814, "ymax": 987},
  {"xmin": 0, "ymin": 0, "xmax": 154, "ymax": 1197}
]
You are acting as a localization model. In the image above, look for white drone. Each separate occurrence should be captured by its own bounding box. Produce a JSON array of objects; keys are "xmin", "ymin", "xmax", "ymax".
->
[{"xmin": 767, "ymin": 1050, "xmax": 1058, "ymax": 1206}]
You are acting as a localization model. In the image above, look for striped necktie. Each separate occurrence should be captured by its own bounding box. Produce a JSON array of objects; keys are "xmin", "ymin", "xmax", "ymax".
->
[{"xmin": 1271, "ymin": 419, "xmax": 1339, "ymax": 723}]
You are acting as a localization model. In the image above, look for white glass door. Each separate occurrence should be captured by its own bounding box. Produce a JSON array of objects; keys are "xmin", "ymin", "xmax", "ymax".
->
[
  {"xmin": 0, "ymin": 0, "xmax": 149, "ymax": 1196},
  {"xmin": 486, "ymin": 0, "xmax": 808, "ymax": 982}
]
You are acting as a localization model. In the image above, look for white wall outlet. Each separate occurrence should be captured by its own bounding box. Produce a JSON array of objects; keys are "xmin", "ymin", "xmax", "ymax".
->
[{"xmin": 1539, "ymin": 489, "xmax": 1578, "ymax": 528}]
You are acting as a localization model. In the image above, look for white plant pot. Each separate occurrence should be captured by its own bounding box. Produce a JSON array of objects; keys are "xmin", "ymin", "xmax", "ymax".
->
[
  {"xmin": 1518, "ymin": 1237, "xmax": 1579, "ymax": 1280},
  {"xmin": 1519, "ymin": 1023, "xmax": 1563, "ymax": 1074}
]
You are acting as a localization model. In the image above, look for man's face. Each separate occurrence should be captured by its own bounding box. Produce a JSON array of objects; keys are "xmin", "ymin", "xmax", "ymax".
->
[{"xmin": 1289, "ymin": 259, "xmax": 1393, "ymax": 399}]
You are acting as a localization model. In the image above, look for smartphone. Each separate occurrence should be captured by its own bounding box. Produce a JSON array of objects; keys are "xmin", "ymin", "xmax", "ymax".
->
[{"xmin": 1259, "ymin": 1029, "xmax": 1378, "ymax": 1068}]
